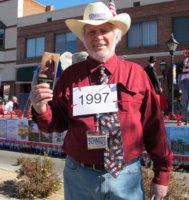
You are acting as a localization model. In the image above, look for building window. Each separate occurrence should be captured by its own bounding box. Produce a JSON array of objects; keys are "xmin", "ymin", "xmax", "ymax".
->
[
  {"xmin": 0, "ymin": 21, "xmax": 5, "ymax": 49},
  {"xmin": 26, "ymin": 37, "xmax": 45, "ymax": 58},
  {"xmin": 55, "ymin": 32, "xmax": 76, "ymax": 54},
  {"xmin": 173, "ymin": 16, "xmax": 189, "ymax": 43},
  {"xmin": 128, "ymin": 20, "xmax": 157, "ymax": 47},
  {"xmin": 133, "ymin": 2, "xmax": 140, "ymax": 7}
]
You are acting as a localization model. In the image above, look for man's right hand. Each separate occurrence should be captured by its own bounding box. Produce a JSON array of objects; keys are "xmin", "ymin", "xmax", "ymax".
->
[{"xmin": 29, "ymin": 83, "xmax": 53, "ymax": 114}]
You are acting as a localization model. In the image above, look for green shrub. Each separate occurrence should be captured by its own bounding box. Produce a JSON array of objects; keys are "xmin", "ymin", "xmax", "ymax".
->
[{"xmin": 16, "ymin": 153, "xmax": 61, "ymax": 199}]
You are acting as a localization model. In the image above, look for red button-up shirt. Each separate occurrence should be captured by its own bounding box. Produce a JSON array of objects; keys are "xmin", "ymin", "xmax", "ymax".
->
[{"xmin": 33, "ymin": 55, "xmax": 173, "ymax": 185}]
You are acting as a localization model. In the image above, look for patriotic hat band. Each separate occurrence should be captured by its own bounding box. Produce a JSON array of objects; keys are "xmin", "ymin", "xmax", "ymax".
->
[{"xmin": 65, "ymin": 2, "xmax": 131, "ymax": 41}]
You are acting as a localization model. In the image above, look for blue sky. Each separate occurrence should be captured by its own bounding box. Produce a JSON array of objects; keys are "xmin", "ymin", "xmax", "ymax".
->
[{"xmin": 36, "ymin": 0, "xmax": 97, "ymax": 10}]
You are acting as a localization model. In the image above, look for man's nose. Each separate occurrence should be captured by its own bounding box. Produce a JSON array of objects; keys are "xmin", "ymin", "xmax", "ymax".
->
[{"xmin": 94, "ymin": 31, "xmax": 104, "ymax": 38}]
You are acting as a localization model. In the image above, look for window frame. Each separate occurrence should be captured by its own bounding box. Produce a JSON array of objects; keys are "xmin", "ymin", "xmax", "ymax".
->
[
  {"xmin": 25, "ymin": 36, "xmax": 45, "ymax": 58},
  {"xmin": 173, "ymin": 16, "xmax": 189, "ymax": 44},
  {"xmin": 54, "ymin": 32, "xmax": 76, "ymax": 54},
  {"xmin": 127, "ymin": 20, "xmax": 158, "ymax": 48}
]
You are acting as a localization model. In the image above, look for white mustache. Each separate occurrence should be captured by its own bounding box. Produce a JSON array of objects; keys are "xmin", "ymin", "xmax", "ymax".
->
[{"xmin": 94, "ymin": 43, "xmax": 106, "ymax": 47}]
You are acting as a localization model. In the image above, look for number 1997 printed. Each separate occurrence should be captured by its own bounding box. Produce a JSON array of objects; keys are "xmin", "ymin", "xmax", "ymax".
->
[
  {"xmin": 73, "ymin": 84, "xmax": 118, "ymax": 116},
  {"xmin": 79, "ymin": 92, "xmax": 109, "ymax": 105}
]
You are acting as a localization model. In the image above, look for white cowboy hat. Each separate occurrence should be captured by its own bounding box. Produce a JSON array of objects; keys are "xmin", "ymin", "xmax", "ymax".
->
[{"xmin": 65, "ymin": 2, "xmax": 131, "ymax": 41}]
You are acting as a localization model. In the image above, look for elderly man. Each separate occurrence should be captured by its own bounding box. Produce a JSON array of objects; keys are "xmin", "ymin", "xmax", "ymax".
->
[{"xmin": 30, "ymin": 2, "xmax": 173, "ymax": 200}]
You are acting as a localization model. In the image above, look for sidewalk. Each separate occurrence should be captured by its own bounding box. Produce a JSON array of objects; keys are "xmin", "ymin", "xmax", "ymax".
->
[{"xmin": 0, "ymin": 168, "xmax": 64, "ymax": 200}]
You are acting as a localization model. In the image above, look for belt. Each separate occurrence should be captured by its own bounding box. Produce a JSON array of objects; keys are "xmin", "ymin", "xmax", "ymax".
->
[
  {"xmin": 80, "ymin": 157, "xmax": 140, "ymax": 172},
  {"xmin": 81, "ymin": 163, "xmax": 105, "ymax": 171}
]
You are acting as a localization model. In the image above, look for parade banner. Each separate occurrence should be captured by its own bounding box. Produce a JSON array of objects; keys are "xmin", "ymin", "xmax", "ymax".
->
[
  {"xmin": 17, "ymin": 118, "xmax": 29, "ymax": 141},
  {"xmin": 0, "ymin": 119, "xmax": 7, "ymax": 138},
  {"xmin": 0, "ymin": 118, "xmax": 64, "ymax": 156},
  {"xmin": 6, "ymin": 119, "xmax": 17, "ymax": 140},
  {"xmin": 40, "ymin": 131, "xmax": 52, "ymax": 143},
  {"xmin": 52, "ymin": 131, "xmax": 67, "ymax": 144},
  {"xmin": 1, "ymin": 118, "xmax": 189, "ymax": 160},
  {"xmin": 28, "ymin": 120, "xmax": 40, "ymax": 142},
  {"xmin": 166, "ymin": 126, "xmax": 189, "ymax": 166},
  {"xmin": 166, "ymin": 126, "xmax": 189, "ymax": 155}
]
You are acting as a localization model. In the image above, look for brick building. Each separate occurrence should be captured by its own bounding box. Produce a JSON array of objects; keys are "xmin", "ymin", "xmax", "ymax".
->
[{"xmin": 1, "ymin": 0, "xmax": 189, "ymax": 111}]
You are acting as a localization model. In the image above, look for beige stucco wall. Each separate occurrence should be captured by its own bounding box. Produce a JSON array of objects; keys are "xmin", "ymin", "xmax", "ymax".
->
[{"xmin": 0, "ymin": 0, "xmax": 18, "ymax": 81}]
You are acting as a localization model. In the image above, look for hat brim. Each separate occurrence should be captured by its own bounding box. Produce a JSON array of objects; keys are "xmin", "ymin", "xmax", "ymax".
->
[{"xmin": 65, "ymin": 13, "xmax": 131, "ymax": 41}]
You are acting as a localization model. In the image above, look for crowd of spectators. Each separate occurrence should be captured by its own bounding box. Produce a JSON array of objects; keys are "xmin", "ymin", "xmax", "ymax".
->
[{"xmin": 0, "ymin": 95, "xmax": 19, "ymax": 115}]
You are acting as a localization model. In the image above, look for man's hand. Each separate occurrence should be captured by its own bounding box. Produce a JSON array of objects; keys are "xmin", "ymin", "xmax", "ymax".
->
[
  {"xmin": 29, "ymin": 83, "xmax": 53, "ymax": 114},
  {"xmin": 150, "ymin": 182, "xmax": 168, "ymax": 200}
]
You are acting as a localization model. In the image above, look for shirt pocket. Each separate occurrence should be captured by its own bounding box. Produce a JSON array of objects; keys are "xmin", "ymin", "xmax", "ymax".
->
[{"xmin": 118, "ymin": 89, "xmax": 144, "ymax": 113}]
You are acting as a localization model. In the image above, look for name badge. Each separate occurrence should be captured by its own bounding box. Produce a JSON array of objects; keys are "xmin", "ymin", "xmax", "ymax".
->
[
  {"xmin": 73, "ymin": 84, "xmax": 118, "ymax": 116},
  {"xmin": 87, "ymin": 130, "xmax": 108, "ymax": 149}
]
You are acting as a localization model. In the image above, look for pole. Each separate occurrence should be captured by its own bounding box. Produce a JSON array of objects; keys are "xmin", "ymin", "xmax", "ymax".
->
[{"xmin": 170, "ymin": 52, "xmax": 174, "ymax": 114}]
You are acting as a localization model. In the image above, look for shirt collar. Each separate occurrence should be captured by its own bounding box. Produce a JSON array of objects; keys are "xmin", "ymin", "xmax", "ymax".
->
[{"xmin": 86, "ymin": 54, "xmax": 118, "ymax": 75}]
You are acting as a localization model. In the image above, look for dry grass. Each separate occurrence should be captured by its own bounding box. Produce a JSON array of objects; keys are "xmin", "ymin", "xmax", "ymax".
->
[{"xmin": 142, "ymin": 164, "xmax": 189, "ymax": 200}]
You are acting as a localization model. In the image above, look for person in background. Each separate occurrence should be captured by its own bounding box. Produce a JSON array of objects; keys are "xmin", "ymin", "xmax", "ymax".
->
[
  {"xmin": 29, "ymin": 2, "xmax": 173, "ymax": 200},
  {"xmin": 145, "ymin": 56, "xmax": 162, "ymax": 95},
  {"xmin": 4, "ymin": 96, "xmax": 18, "ymax": 112},
  {"xmin": 0, "ymin": 97, "xmax": 4, "ymax": 114},
  {"xmin": 176, "ymin": 61, "xmax": 183, "ymax": 96},
  {"xmin": 13, "ymin": 96, "xmax": 19, "ymax": 110},
  {"xmin": 180, "ymin": 48, "xmax": 189, "ymax": 125},
  {"xmin": 145, "ymin": 56, "xmax": 163, "ymax": 109}
]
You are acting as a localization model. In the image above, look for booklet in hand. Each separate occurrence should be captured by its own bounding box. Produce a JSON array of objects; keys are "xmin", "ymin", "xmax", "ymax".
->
[{"xmin": 38, "ymin": 52, "xmax": 60, "ymax": 89}]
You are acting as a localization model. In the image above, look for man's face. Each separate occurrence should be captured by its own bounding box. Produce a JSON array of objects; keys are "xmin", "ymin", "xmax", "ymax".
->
[
  {"xmin": 83, "ymin": 23, "xmax": 118, "ymax": 62},
  {"xmin": 12, "ymin": 97, "xmax": 17, "ymax": 102}
]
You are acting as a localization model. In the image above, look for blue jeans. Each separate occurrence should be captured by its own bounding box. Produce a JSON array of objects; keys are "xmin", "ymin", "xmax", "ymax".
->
[{"xmin": 63, "ymin": 156, "xmax": 145, "ymax": 200}]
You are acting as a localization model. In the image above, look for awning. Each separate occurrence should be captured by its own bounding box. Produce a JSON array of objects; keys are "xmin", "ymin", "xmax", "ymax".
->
[{"xmin": 17, "ymin": 66, "xmax": 38, "ymax": 82}]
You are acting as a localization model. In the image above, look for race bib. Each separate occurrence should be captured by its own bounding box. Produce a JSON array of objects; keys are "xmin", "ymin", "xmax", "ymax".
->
[{"xmin": 72, "ymin": 84, "xmax": 118, "ymax": 116}]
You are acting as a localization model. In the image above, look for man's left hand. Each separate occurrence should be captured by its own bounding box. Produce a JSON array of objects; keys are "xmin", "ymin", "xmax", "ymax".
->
[{"xmin": 150, "ymin": 182, "xmax": 168, "ymax": 200}]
